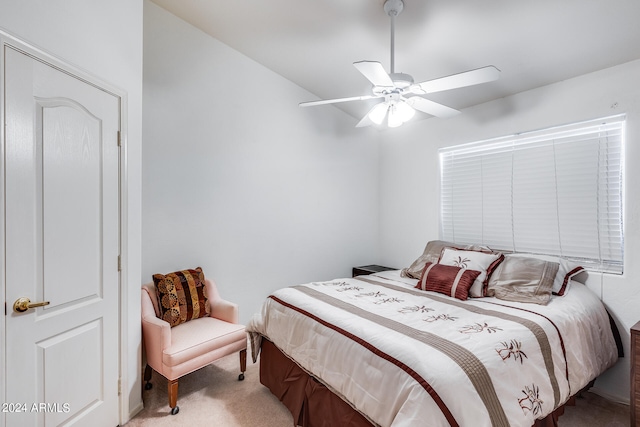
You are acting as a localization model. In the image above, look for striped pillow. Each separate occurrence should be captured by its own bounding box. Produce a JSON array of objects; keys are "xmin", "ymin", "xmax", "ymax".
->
[
  {"xmin": 486, "ymin": 256, "xmax": 559, "ymax": 305},
  {"xmin": 153, "ymin": 267, "xmax": 210, "ymax": 327},
  {"xmin": 505, "ymin": 253, "xmax": 587, "ymax": 296},
  {"xmin": 416, "ymin": 262, "xmax": 481, "ymax": 301},
  {"xmin": 438, "ymin": 248, "xmax": 504, "ymax": 298},
  {"xmin": 553, "ymin": 258, "xmax": 586, "ymax": 296}
]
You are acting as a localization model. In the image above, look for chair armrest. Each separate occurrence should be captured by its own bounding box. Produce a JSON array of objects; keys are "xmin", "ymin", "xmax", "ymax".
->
[
  {"xmin": 142, "ymin": 313, "xmax": 171, "ymax": 348},
  {"xmin": 210, "ymin": 298, "xmax": 239, "ymax": 324},
  {"xmin": 141, "ymin": 288, "xmax": 172, "ymax": 371},
  {"xmin": 141, "ymin": 314, "xmax": 171, "ymax": 372},
  {"xmin": 204, "ymin": 279, "xmax": 240, "ymax": 324}
]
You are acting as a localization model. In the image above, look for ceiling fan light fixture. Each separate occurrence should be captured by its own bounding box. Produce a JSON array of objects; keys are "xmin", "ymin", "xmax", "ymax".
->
[
  {"xmin": 368, "ymin": 102, "xmax": 389, "ymax": 124},
  {"xmin": 396, "ymin": 100, "xmax": 415, "ymax": 122},
  {"xmin": 387, "ymin": 105, "xmax": 403, "ymax": 128}
]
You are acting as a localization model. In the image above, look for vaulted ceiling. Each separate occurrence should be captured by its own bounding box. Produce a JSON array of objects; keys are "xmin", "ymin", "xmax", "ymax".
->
[{"xmin": 149, "ymin": 0, "xmax": 640, "ymax": 125}]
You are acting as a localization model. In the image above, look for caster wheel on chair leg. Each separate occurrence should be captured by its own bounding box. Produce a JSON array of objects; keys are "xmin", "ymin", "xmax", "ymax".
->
[
  {"xmin": 144, "ymin": 382, "xmax": 152, "ymax": 390},
  {"xmin": 171, "ymin": 406, "xmax": 179, "ymax": 415},
  {"xmin": 238, "ymin": 373, "xmax": 245, "ymax": 381}
]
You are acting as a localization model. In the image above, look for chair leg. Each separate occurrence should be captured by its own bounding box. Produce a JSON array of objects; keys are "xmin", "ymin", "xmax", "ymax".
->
[
  {"xmin": 168, "ymin": 379, "xmax": 179, "ymax": 415},
  {"xmin": 238, "ymin": 348, "xmax": 247, "ymax": 381},
  {"xmin": 144, "ymin": 364, "xmax": 153, "ymax": 390}
]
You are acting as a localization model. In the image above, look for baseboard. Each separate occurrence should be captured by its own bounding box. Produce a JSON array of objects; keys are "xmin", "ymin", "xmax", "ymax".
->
[
  {"xmin": 124, "ymin": 401, "xmax": 144, "ymax": 425},
  {"xmin": 589, "ymin": 386, "xmax": 630, "ymax": 406}
]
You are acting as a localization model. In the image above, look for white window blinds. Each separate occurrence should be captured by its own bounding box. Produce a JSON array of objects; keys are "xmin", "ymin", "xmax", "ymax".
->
[{"xmin": 439, "ymin": 115, "xmax": 625, "ymax": 274}]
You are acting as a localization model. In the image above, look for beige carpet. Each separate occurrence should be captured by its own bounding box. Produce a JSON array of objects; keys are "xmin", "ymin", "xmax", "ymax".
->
[
  {"xmin": 124, "ymin": 353, "xmax": 293, "ymax": 427},
  {"xmin": 124, "ymin": 353, "xmax": 629, "ymax": 426}
]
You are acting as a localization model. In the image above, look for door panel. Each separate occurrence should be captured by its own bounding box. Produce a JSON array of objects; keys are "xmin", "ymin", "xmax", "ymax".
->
[
  {"xmin": 40, "ymin": 98, "xmax": 103, "ymax": 307},
  {"xmin": 4, "ymin": 45, "xmax": 120, "ymax": 427},
  {"xmin": 38, "ymin": 320, "xmax": 102, "ymax": 426}
]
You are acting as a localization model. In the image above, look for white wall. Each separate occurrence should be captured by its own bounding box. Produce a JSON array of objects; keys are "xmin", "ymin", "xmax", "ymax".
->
[
  {"xmin": 0, "ymin": 0, "xmax": 144, "ymax": 422},
  {"xmin": 379, "ymin": 59, "xmax": 640, "ymax": 403},
  {"xmin": 144, "ymin": 0, "xmax": 638, "ymax": 405},
  {"xmin": 142, "ymin": 2, "xmax": 380, "ymax": 326}
]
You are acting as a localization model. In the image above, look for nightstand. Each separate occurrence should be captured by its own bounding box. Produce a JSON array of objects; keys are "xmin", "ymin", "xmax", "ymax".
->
[
  {"xmin": 632, "ymin": 321, "xmax": 640, "ymax": 426},
  {"xmin": 352, "ymin": 265, "xmax": 396, "ymax": 278}
]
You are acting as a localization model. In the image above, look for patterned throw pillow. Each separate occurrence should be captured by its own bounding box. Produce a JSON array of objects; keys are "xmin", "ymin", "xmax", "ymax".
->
[
  {"xmin": 415, "ymin": 262, "xmax": 481, "ymax": 301},
  {"xmin": 438, "ymin": 248, "xmax": 504, "ymax": 298},
  {"xmin": 153, "ymin": 267, "xmax": 210, "ymax": 327},
  {"xmin": 401, "ymin": 240, "xmax": 471, "ymax": 279},
  {"xmin": 505, "ymin": 253, "xmax": 586, "ymax": 296},
  {"xmin": 486, "ymin": 256, "xmax": 559, "ymax": 305}
]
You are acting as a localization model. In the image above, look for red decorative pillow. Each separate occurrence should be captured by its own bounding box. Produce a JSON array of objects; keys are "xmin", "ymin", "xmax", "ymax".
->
[
  {"xmin": 438, "ymin": 248, "xmax": 504, "ymax": 297},
  {"xmin": 153, "ymin": 267, "xmax": 210, "ymax": 327},
  {"xmin": 415, "ymin": 262, "xmax": 481, "ymax": 301}
]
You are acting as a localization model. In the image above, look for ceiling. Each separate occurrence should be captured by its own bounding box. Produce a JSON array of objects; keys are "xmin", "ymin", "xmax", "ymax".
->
[{"xmin": 149, "ymin": 0, "xmax": 640, "ymax": 125}]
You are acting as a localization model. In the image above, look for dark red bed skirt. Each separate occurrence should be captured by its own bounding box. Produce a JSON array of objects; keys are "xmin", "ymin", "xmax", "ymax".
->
[{"xmin": 259, "ymin": 338, "xmax": 577, "ymax": 427}]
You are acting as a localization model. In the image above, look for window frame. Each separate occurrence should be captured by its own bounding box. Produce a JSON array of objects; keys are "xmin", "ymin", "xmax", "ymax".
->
[{"xmin": 438, "ymin": 115, "xmax": 625, "ymax": 274}]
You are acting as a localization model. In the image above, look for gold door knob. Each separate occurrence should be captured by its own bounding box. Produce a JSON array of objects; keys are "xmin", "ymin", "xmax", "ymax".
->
[{"xmin": 13, "ymin": 297, "xmax": 50, "ymax": 313}]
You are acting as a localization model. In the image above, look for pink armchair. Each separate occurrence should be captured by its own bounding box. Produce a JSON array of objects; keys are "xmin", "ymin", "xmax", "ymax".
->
[{"xmin": 141, "ymin": 278, "xmax": 247, "ymax": 415}]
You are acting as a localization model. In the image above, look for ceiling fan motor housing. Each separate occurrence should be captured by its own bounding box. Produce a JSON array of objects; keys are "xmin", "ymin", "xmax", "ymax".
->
[
  {"xmin": 371, "ymin": 72, "xmax": 414, "ymax": 97},
  {"xmin": 390, "ymin": 72, "xmax": 413, "ymax": 88}
]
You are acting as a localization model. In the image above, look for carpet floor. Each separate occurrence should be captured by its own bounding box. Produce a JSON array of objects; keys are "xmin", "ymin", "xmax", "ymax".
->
[{"xmin": 124, "ymin": 353, "xmax": 629, "ymax": 426}]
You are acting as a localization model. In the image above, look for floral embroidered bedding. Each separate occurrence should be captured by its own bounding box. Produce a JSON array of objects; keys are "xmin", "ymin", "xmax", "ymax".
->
[{"xmin": 247, "ymin": 269, "xmax": 617, "ymax": 427}]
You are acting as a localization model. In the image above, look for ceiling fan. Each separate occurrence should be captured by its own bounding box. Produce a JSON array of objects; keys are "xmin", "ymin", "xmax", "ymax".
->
[{"xmin": 299, "ymin": 0, "xmax": 500, "ymax": 128}]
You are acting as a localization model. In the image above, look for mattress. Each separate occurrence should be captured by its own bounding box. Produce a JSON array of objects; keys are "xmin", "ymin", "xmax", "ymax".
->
[{"xmin": 247, "ymin": 270, "xmax": 618, "ymax": 427}]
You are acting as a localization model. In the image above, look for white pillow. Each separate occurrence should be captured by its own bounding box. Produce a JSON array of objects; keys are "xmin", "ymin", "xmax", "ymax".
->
[
  {"xmin": 507, "ymin": 253, "xmax": 586, "ymax": 296},
  {"xmin": 438, "ymin": 248, "xmax": 504, "ymax": 297}
]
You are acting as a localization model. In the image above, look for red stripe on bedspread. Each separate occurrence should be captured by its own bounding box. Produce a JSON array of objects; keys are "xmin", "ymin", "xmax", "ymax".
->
[{"xmin": 269, "ymin": 295, "xmax": 460, "ymax": 427}]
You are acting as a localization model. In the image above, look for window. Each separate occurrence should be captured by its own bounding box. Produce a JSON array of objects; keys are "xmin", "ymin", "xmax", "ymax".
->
[{"xmin": 439, "ymin": 115, "xmax": 625, "ymax": 273}]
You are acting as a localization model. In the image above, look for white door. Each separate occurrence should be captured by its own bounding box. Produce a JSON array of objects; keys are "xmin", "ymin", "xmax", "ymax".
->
[{"xmin": 4, "ymin": 45, "xmax": 120, "ymax": 426}]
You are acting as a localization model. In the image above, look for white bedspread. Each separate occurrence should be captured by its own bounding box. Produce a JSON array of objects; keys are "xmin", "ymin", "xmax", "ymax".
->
[{"xmin": 247, "ymin": 270, "xmax": 618, "ymax": 427}]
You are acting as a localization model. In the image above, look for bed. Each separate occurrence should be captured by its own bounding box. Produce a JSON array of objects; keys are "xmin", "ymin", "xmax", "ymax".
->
[{"xmin": 247, "ymin": 249, "xmax": 619, "ymax": 427}]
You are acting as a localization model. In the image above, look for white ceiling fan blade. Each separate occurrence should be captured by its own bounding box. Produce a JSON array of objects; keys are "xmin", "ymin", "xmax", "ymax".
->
[
  {"xmin": 353, "ymin": 61, "xmax": 395, "ymax": 88},
  {"xmin": 405, "ymin": 96, "xmax": 460, "ymax": 118},
  {"xmin": 412, "ymin": 66, "xmax": 500, "ymax": 95},
  {"xmin": 299, "ymin": 94, "xmax": 381, "ymax": 107}
]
